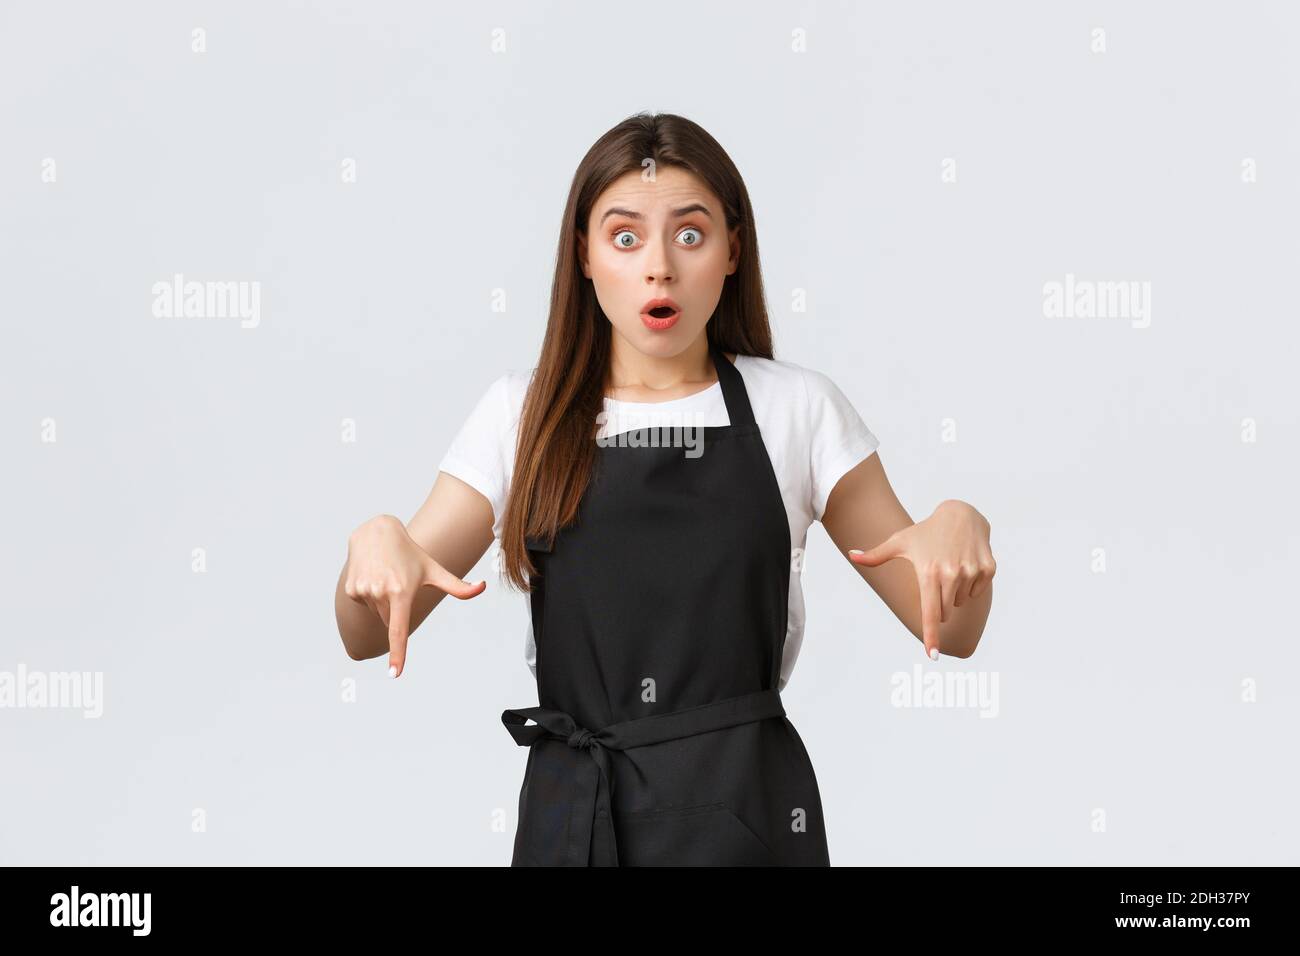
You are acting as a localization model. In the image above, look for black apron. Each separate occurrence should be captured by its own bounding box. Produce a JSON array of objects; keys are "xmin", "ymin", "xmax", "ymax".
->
[{"xmin": 502, "ymin": 342, "xmax": 831, "ymax": 866}]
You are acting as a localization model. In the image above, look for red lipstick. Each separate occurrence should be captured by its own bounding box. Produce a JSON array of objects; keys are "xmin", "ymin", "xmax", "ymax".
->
[{"xmin": 640, "ymin": 296, "xmax": 681, "ymax": 331}]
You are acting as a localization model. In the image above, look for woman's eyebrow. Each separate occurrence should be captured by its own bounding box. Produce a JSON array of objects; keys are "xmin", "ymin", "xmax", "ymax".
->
[{"xmin": 598, "ymin": 203, "xmax": 714, "ymax": 225}]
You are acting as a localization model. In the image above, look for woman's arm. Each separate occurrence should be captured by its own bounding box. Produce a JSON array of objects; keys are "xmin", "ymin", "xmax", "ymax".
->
[
  {"xmin": 335, "ymin": 471, "xmax": 496, "ymax": 662},
  {"xmin": 819, "ymin": 452, "xmax": 995, "ymax": 659}
]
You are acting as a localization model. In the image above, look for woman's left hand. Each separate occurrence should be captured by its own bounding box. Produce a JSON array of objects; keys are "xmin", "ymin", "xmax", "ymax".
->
[{"xmin": 848, "ymin": 500, "xmax": 996, "ymax": 660}]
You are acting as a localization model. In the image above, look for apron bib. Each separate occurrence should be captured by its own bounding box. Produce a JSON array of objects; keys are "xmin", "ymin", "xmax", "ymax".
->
[{"xmin": 502, "ymin": 341, "xmax": 831, "ymax": 866}]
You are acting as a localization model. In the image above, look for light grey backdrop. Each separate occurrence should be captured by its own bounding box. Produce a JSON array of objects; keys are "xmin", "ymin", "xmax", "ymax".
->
[{"xmin": 2, "ymin": 0, "xmax": 1296, "ymax": 866}]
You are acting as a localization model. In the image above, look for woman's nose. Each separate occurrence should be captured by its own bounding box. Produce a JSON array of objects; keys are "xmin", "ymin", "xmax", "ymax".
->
[{"xmin": 643, "ymin": 238, "xmax": 673, "ymax": 282}]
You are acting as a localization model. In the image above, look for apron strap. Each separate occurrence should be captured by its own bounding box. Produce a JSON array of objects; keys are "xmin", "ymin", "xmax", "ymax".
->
[{"xmin": 708, "ymin": 342, "xmax": 757, "ymax": 428}]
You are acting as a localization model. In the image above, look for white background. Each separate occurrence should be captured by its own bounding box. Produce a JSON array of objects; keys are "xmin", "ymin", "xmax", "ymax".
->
[{"xmin": 2, "ymin": 1, "xmax": 1296, "ymax": 865}]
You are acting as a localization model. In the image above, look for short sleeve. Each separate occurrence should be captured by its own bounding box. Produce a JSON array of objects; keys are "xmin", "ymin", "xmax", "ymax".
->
[
  {"xmin": 436, "ymin": 373, "xmax": 513, "ymax": 533},
  {"xmin": 801, "ymin": 366, "xmax": 880, "ymax": 522}
]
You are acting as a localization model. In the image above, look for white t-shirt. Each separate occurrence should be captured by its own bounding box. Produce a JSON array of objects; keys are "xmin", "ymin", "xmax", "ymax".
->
[{"xmin": 436, "ymin": 354, "xmax": 880, "ymax": 691}]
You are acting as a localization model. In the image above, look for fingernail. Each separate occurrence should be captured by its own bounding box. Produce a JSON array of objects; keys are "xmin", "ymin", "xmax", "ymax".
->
[
  {"xmin": 928, "ymin": 647, "xmax": 939, "ymax": 661},
  {"xmin": 388, "ymin": 665, "xmax": 398, "ymax": 678},
  {"xmin": 849, "ymin": 549, "xmax": 863, "ymax": 556}
]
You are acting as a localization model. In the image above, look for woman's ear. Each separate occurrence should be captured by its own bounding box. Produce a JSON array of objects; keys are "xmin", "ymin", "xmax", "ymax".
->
[
  {"xmin": 727, "ymin": 226, "xmax": 741, "ymax": 275},
  {"xmin": 577, "ymin": 232, "xmax": 590, "ymax": 278}
]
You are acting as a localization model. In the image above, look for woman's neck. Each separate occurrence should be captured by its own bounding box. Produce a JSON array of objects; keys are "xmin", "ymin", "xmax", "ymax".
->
[{"xmin": 605, "ymin": 336, "xmax": 732, "ymax": 403}]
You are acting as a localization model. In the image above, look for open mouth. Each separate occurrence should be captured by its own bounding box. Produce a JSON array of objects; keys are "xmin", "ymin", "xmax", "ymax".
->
[{"xmin": 648, "ymin": 306, "xmax": 677, "ymax": 319}]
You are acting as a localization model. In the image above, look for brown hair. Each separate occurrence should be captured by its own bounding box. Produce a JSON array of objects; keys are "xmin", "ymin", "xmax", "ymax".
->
[{"xmin": 498, "ymin": 111, "xmax": 776, "ymax": 592}]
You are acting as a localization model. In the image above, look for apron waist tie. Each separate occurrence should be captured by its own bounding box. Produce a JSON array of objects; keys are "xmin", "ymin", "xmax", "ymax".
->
[{"xmin": 501, "ymin": 688, "xmax": 787, "ymax": 866}]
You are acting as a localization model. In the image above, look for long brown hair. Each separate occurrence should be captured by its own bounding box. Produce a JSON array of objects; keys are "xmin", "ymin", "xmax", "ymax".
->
[{"xmin": 499, "ymin": 111, "xmax": 776, "ymax": 592}]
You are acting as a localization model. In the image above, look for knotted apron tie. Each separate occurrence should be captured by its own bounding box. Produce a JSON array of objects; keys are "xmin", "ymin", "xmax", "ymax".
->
[{"xmin": 502, "ymin": 688, "xmax": 786, "ymax": 866}]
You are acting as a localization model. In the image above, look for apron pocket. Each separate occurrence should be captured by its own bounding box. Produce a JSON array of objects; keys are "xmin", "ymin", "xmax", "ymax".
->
[{"xmin": 616, "ymin": 801, "xmax": 777, "ymax": 866}]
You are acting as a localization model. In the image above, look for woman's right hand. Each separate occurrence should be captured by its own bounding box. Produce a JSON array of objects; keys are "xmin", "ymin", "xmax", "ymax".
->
[{"xmin": 344, "ymin": 514, "xmax": 487, "ymax": 678}]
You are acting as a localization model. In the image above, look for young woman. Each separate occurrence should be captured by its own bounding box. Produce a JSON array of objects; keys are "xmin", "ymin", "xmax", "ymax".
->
[{"xmin": 335, "ymin": 112, "xmax": 997, "ymax": 867}]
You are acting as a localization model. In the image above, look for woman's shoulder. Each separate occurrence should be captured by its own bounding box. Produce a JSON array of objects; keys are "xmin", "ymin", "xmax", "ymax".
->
[
  {"xmin": 734, "ymin": 352, "xmax": 831, "ymax": 404},
  {"xmin": 501, "ymin": 367, "xmax": 535, "ymax": 408},
  {"xmin": 445, "ymin": 367, "xmax": 534, "ymax": 445},
  {"xmin": 736, "ymin": 354, "xmax": 872, "ymax": 445},
  {"xmin": 477, "ymin": 366, "xmax": 534, "ymax": 412}
]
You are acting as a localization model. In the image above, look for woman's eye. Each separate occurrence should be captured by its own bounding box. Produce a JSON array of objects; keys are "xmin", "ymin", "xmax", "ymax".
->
[{"xmin": 609, "ymin": 227, "xmax": 704, "ymax": 249}]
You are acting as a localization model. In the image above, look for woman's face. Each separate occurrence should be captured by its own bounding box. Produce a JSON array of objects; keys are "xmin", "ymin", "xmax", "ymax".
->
[{"xmin": 579, "ymin": 166, "xmax": 739, "ymax": 358}]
